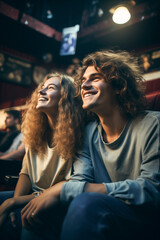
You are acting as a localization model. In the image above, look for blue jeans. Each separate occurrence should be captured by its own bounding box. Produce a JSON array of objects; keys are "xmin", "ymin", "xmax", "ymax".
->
[
  {"xmin": 60, "ymin": 192, "xmax": 159, "ymax": 240},
  {"xmin": 0, "ymin": 191, "xmax": 22, "ymax": 240}
]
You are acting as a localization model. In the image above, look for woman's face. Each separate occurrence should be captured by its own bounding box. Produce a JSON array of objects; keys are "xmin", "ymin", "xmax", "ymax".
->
[{"xmin": 36, "ymin": 76, "xmax": 61, "ymax": 116}]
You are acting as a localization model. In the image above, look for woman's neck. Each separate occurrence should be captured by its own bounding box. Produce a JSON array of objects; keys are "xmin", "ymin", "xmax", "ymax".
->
[{"xmin": 47, "ymin": 114, "xmax": 56, "ymax": 130}]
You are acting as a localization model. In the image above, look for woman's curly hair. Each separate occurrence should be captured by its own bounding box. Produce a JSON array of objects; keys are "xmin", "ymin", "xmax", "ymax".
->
[
  {"xmin": 76, "ymin": 50, "xmax": 146, "ymax": 118},
  {"xmin": 21, "ymin": 72, "xmax": 85, "ymax": 160}
]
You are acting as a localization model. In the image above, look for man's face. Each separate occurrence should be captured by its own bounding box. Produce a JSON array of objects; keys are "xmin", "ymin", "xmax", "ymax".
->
[
  {"xmin": 5, "ymin": 114, "xmax": 18, "ymax": 128},
  {"xmin": 81, "ymin": 66, "xmax": 117, "ymax": 116}
]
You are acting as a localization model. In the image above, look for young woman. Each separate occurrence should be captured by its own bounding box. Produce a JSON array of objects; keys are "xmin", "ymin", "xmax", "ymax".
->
[{"xmin": 0, "ymin": 72, "xmax": 85, "ymax": 240}]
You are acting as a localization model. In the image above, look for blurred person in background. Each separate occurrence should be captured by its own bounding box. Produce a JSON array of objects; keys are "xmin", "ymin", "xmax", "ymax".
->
[{"xmin": 0, "ymin": 110, "xmax": 25, "ymax": 160}]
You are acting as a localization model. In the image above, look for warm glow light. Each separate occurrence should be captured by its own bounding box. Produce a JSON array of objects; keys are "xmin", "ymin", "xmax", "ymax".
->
[{"xmin": 112, "ymin": 6, "xmax": 131, "ymax": 24}]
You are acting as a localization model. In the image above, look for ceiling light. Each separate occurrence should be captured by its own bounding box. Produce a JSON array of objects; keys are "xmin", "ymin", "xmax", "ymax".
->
[{"xmin": 112, "ymin": 6, "xmax": 131, "ymax": 24}]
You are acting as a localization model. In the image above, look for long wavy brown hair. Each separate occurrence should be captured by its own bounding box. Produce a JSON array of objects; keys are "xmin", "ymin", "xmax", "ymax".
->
[
  {"xmin": 76, "ymin": 50, "xmax": 146, "ymax": 118},
  {"xmin": 21, "ymin": 72, "xmax": 85, "ymax": 160}
]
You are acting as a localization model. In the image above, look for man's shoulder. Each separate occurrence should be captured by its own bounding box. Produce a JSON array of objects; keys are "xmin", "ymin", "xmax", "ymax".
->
[
  {"xmin": 85, "ymin": 121, "xmax": 99, "ymax": 133},
  {"xmin": 131, "ymin": 111, "xmax": 160, "ymax": 131},
  {"xmin": 83, "ymin": 121, "xmax": 99, "ymax": 142},
  {"xmin": 142, "ymin": 111, "xmax": 160, "ymax": 124}
]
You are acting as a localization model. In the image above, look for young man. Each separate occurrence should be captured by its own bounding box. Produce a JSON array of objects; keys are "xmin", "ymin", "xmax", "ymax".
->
[
  {"xmin": 0, "ymin": 109, "xmax": 25, "ymax": 160},
  {"xmin": 60, "ymin": 50, "xmax": 160, "ymax": 240}
]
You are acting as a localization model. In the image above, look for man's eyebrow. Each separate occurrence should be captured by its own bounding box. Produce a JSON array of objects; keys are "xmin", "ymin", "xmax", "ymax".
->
[
  {"xmin": 90, "ymin": 73, "xmax": 103, "ymax": 78},
  {"xmin": 82, "ymin": 73, "xmax": 103, "ymax": 80}
]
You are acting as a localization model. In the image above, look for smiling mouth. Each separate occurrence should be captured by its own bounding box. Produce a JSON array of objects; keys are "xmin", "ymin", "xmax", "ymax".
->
[
  {"xmin": 38, "ymin": 97, "xmax": 48, "ymax": 102},
  {"xmin": 83, "ymin": 92, "xmax": 97, "ymax": 98}
]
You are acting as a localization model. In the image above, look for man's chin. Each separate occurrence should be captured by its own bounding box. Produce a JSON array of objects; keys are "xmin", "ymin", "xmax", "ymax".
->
[
  {"xmin": 82, "ymin": 103, "xmax": 95, "ymax": 111},
  {"xmin": 82, "ymin": 103, "xmax": 89, "ymax": 110}
]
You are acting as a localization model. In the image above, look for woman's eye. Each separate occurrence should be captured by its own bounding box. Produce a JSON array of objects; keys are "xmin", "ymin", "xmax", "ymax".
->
[{"xmin": 48, "ymin": 86, "xmax": 55, "ymax": 89}]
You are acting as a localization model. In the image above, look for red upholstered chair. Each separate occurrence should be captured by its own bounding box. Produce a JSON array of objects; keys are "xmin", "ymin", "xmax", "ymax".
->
[{"xmin": 145, "ymin": 77, "xmax": 160, "ymax": 111}]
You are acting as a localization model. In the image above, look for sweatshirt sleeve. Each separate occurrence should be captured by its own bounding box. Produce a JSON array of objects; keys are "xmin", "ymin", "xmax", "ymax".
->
[
  {"xmin": 60, "ymin": 137, "xmax": 94, "ymax": 202},
  {"xmin": 105, "ymin": 113, "xmax": 160, "ymax": 208}
]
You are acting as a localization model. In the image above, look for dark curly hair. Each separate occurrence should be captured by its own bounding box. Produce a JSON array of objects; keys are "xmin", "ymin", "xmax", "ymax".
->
[{"xmin": 76, "ymin": 50, "xmax": 146, "ymax": 118}]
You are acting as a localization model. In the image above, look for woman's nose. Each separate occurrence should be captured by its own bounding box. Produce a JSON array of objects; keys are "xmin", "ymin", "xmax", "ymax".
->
[{"xmin": 38, "ymin": 88, "xmax": 45, "ymax": 95}]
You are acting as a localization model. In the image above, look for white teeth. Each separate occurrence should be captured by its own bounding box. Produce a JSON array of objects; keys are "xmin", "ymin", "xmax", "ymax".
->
[
  {"xmin": 84, "ymin": 94, "xmax": 92, "ymax": 97},
  {"xmin": 39, "ymin": 97, "xmax": 47, "ymax": 101}
]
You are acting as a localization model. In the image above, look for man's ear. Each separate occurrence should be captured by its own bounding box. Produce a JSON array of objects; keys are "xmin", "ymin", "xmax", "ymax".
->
[
  {"xmin": 113, "ymin": 79, "xmax": 127, "ymax": 95},
  {"xmin": 116, "ymin": 80, "xmax": 127, "ymax": 95}
]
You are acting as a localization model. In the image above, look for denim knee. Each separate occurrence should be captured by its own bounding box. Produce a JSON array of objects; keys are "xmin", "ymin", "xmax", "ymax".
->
[
  {"xmin": 61, "ymin": 193, "xmax": 115, "ymax": 240},
  {"xmin": 66, "ymin": 192, "xmax": 111, "ymax": 221},
  {"xmin": 0, "ymin": 190, "xmax": 14, "ymax": 204}
]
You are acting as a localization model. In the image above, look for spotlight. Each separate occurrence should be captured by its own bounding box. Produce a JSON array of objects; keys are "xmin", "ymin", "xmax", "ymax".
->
[
  {"xmin": 112, "ymin": 6, "xmax": 131, "ymax": 24},
  {"xmin": 109, "ymin": 1, "xmax": 136, "ymax": 24}
]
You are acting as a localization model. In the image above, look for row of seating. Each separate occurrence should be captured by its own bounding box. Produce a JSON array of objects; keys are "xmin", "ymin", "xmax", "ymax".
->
[
  {"xmin": 145, "ymin": 78, "xmax": 160, "ymax": 111},
  {"xmin": 0, "ymin": 159, "xmax": 22, "ymax": 190}
]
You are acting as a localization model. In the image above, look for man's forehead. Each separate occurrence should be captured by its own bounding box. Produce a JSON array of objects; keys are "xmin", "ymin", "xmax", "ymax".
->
[
  {"xmin": 82, "ymin": 66, "xmax": 103, "ymax": 79},
  {"xmin": 83, "ymin": 66, "xmax": 99, "ymax": 77}
]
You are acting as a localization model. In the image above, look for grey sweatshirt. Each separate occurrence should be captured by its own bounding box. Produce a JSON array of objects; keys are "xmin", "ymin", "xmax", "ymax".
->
[{"xmin": 61, "ymin": 111, "xmax": 160, "ymax": 209}]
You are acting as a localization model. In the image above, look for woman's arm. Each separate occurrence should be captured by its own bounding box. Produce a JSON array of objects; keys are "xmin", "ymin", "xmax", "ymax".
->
[
  {"xmin": 0, "ymin": 174, "xmax": 34, "ymax": 228},
  {"xmin": 14, "ymin": 173, "xmax": 32, "ymax": 196}
]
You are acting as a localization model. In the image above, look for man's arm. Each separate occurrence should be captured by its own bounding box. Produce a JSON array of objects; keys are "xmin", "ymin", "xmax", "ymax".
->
[
  {"xmin": 0, "ymin": 142, "xmax": 25, "ymax": 160},
  {"xmin": 84, "ymin": 183, "xmax": 107, "ymax": 194}
]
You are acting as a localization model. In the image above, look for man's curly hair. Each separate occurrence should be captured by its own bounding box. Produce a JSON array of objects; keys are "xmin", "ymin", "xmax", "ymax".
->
[{"xmin": 76, "ymin": 50, "xmax": 146, "ymax": 118}]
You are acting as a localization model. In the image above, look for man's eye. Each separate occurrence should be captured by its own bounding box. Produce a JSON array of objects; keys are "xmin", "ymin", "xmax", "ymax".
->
[{"xmin": 93, "ymin": 77, "xmax": 100, "ymax": 81}]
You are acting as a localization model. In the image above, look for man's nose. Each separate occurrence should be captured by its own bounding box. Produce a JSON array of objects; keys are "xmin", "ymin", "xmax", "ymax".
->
[{"xmin": 81, "ymin": 79, "xmax": 91, "ymax": 90}]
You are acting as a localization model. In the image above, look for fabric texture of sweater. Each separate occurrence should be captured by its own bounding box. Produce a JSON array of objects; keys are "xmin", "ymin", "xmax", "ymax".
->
[{"xmin": 61, "ymin": 111, "xmax": 160, "ymax": 210}]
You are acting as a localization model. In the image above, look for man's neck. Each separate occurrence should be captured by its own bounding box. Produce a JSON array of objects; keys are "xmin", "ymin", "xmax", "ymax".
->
[{"xmin": 98, "ymin": 111, "xmax": 127, "ymax": 143}]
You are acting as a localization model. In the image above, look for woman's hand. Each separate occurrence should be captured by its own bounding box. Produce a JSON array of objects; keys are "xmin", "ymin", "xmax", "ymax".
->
[
  {"xmin": 21, "ymin": 181, "xmax": 65, "ymax": 230},
  {"xmin": 0, "ymin": 198, "xmax": 14, "ymax": 228},
  {"xmin": 21, "ymin": 191, "xmax": 59, "ymax": 230},
  {"xmin": 0, "ymin": 194, "xmax": 34, "ymax": 229},
  {"xmin": 9, "ymin": 211, "xmax": 17, "ymax": 228}
]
